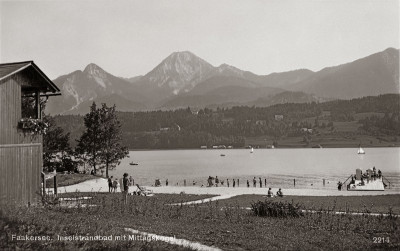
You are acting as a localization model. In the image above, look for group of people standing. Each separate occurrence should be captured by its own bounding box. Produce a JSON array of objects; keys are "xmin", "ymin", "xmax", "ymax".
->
[
  {"xmin": 205, "ymin": 176, "xmax": 270, "ymax": 188},
  {"xmin": 107, "ymin": 174, "xmax": 134, "ymax": 193}
]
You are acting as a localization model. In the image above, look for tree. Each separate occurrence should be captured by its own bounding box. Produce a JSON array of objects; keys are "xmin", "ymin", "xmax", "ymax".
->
[
  {"xmin": 43, "ymin": 116, "xmax": 72, "ymax": 172},
  {"xmin": 76, "ymin": 102, "xmax": 128, "ymax": 177},
  {"xmin": 99, "ymin": 104, "xmax": 129, "ymax": 177}
]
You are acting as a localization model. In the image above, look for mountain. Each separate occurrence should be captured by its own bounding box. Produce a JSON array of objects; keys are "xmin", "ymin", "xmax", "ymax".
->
[
  {"xmin": 250, "ymin": 91, "xmax": 325, "ymax": 107},
  {"xmin": 133, "ymin": 51, "xmax": 215, "ymax": 102},
  {"xmin": 46, "ymin": 64, "xmax": 146, "ymax": 114},
  {"xmin": 161, "ymin": 76, "xmax": 285, "ymax": 108},
  {"xmin": 289, "ymin": 48, "xmax": 399, "ymax": 98},
  {"xmin": 46, "ymin": 48, "xmax": 399, "ymax": 114}
]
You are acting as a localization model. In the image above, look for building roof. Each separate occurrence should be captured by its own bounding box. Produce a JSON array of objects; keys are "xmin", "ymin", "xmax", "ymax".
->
[{"xmin": 0, "ymin": 61, "xmax": 60, "ymax": 95}]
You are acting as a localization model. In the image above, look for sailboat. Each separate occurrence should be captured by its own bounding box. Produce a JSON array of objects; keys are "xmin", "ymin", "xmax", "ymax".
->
[
  {"xmin": 357, "ymin": 145, "xmax": 365, "ymax": 154},
  {"xmin": 250, "ymin": 147, "xmax": 254, "ymax": 153}
]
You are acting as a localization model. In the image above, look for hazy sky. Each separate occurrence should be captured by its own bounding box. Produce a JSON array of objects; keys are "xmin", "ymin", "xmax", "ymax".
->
[{"xmin": 1, "ymin": 0, "xmax": 399, "ymax": 79}]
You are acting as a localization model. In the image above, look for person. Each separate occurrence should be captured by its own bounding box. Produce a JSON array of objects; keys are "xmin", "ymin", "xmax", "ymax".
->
[
  {"xmin": 276, "ymin": 188, "xmax": 283, "ymax": 197},
  {"xmin": 113, "ymin": 178, "xmax": 118, "ymax": 193},
  {"xmin": 108, "ymin": 176, "xmax": 113, "ymax": 192},
  {"xmin": 220, "ymin": 180, "xmax": 224, "ymax": 186},
  {"xmin": 233, "ymin": 179, "xmax": 236, "ymax": 188},
  {"xmin": 378, "ymin": 169, "xmax": 382, "ymax": 179},
  {"xmin": 207, "ymin": 176, "xmax": 213, "ymax": 187},
  {"xmin": 227, "ymin": 179, "xmax": 230, "ymax": 187},
  {"xmin": 193, "ymin": 180, "xmax": 196, "ymax": 186},
  {"xmin": 215, "ymin": 176, "xmax": 219, "ymax": 187},
  {"xmin": 372, "ymin": 167, "xmax": 376, "ymax": 180},
  {"xmin": 237, "ymin": 179, "xmax": 239, "ymax": 187},
  {"xmin": 264, "ymin": 178, "xmax": 267, "ymax": 187},
  {"xmin": 259, "ymin": 177, "xmax": 262, "ymax": 188},
  {"xmin": 267, "ymin": 188, "xmax": 273, "ymax": 197},
  {"xmin": 253, "ymin": 177, "xmax": 256, "ymax": 187},
  {"xmin": 337, "ymin": 181, "xmax": 342, "ymax": 191},
  {"xmin": 247, "ymin": 180, "xmax": 250, "ymax": 188},
  {"xmin": 123, "ymin": 173, "xmax": 129, "ymax": 204},
  {"xmin": 129, "ymin": 176, "xmax": 134, "ymax": 186}
]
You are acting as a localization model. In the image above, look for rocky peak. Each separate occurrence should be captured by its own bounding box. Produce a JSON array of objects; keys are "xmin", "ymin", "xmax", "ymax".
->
[{"xmin": 144, "ymin": 51, "xmax": 215, "ymax": 94}]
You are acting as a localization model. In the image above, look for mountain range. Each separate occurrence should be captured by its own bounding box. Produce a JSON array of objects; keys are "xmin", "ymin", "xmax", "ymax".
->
[{"xmin": 46, "ymin": 48, "xmax": 399, "ymax": 115}]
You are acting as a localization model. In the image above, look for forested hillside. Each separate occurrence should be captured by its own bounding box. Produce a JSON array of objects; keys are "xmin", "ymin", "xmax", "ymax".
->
[{"xmin": 52, "ymin": 94, "xmax": 400, "ymax": 149}]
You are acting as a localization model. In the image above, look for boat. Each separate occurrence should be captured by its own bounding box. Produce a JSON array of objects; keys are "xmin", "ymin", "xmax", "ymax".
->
[
  {"xmin": 220, "ymin": 154, "xmax": 225, "ymax": 157},
  {"xmin": 357, "ymin": 145, "xmax": 365, "ymax": 154},
  {"xmin": 250, "ymin": 147, "xmax": 254, "ymax": 153},
  {"xmin": 129, "ymin": 162, "xmax": 138, "ymax": 166}
]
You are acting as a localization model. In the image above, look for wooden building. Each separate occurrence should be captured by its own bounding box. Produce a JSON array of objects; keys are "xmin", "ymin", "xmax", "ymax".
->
[{"xmin": 0, "ymin": 61, "xmax": 60, "ymax": 205}]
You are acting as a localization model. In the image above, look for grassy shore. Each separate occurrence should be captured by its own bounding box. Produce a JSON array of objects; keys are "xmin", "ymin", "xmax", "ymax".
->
[
  {"xmin": 45, "ymin": 173, "xmax": 100, "ymax": 188},
  {"xmin": 212, "ymin": 194, "xmax": 400, "ymax": 214},
  {"xmin": 1, "ymin": 192, "xmax": 399, "ymax": 250}
]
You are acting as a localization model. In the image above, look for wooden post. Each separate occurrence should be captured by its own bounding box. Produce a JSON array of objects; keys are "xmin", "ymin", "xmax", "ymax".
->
[
  {"xmin": 41, "ymin": 172, "xmax": 46, "ymax": 196},
  {"xmin": 35, "ymin": 91, "xmax": 41, "ymax": 119},
  {"xmin": 294, "ymin": 178, "xmax": 296, "ymax": 187},
  {"xmin": 54, "ymin": 175, "xmax": 57, "ymax": 196}
]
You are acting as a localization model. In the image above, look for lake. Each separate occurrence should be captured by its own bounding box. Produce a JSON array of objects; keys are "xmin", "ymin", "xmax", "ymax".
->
[{"xmin": 110, "ymin": 147, "xmax": 400, "ymax": 190}]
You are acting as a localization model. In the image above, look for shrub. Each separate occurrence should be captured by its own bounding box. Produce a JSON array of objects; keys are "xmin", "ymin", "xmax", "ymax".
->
[{"xmin": 251, "ymin": 200, "xmax": 303, "ymax": 218}]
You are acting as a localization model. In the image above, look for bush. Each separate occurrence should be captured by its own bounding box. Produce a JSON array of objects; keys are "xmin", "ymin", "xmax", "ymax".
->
[{"xmin": 251, "ymin": 200, "xmax": 303, "ymax": 218}]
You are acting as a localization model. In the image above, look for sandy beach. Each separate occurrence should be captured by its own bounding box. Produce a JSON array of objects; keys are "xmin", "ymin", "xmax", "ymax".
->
[{"xmin": 51, "ymin": 178, "xmax": 400, "ymax": 197}]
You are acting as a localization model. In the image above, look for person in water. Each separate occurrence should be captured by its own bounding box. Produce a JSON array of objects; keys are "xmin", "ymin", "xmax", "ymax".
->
[
  {"xmin": 247, "ymin": 180, "xmax": 250, "ymax": 188},
  {"xmin": 259, "ymin": 177, "xmax": 262, "ymax": 188}
]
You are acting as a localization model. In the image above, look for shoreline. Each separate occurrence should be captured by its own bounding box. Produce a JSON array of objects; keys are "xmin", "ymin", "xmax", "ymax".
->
[
  {"xmin": 128, "ymin": 145, "xmax": 400, "ymax": 151},
  {"xmin": 52, "ymin": 178, "xmax": 400, "ymax": 197}
]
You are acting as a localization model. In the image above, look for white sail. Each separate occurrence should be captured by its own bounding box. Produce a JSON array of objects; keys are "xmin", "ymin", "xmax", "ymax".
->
[
  {"xmin": 250, "ymin": 147, "xmax": 254, "ymax": 153},
  {"xmin": 357, "ymin": 147, "xmax": 365, "ymax": 154}
]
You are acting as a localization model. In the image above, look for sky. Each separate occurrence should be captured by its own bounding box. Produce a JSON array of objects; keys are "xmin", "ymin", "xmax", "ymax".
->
[{"xmin": 0, "ymin": 0, "xmax": 399, "ymax": 79}]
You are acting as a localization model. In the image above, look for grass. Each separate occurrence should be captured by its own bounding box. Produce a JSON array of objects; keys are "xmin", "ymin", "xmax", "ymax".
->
[
  {"xmin": 212, "ymin": 194, "xmax": 400, "ymax": 214},
  {"xmin": 1, "ymin": 192, "xmax": 399, "ymax": 250},
  {"xmin": 45, "ymin": 173, "xmax": 100, "ymax": 188}
]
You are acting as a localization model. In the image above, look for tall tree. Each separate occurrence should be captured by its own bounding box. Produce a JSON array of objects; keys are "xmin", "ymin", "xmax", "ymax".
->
[
  {"xmin": 76, "ymin": 102, "xmax": 128, "ymax": 177},
  {"xmin": 76, "ymin": 103, "xmax": 103, "ymax": 174},
  {"xmin": 99, "ymin": 104, "xmax": 129, "ymax": 177},
  {"xmin": 43, "ymin": 115, "xmax": 71, "ymax": 172}
]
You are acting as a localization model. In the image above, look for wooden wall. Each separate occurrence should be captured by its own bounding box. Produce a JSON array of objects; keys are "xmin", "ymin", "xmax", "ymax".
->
[
  {"xmin": 1, "ymin": 72, "xmax": 43, "ymax": 205},
  {"xmin": 0, "ymin": 75, "xmax": 41, "ymax": 145},
  {"xmin": 0, "ymin": 144, "xmax": 42, "ymax": 205}
]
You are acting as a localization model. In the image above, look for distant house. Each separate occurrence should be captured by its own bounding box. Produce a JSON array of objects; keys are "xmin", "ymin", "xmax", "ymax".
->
[
  {"xmin": 255, "ymin": 120, "xmax": 267, "ymax": 125},
  {"xmin": 274, "ymin": 115, "xmax": 284, "ymax": 121},
  {"xmin": 301, "ymin": 128, "xmax": 313, "ymax": 133},
  {"xmin": 0, "ymin": 61, "xmax": 61, "ymax": 205},
  {"xmin": 160, "ymin": 124, "xmax": 181, "ymax": 131},
  {"xmin": 321, "ymin": 111, "xmax": 331, "ymax": 117},
  {"xmin": 222, "ymin": 117, "xmax": 234, "ymax": 123}
]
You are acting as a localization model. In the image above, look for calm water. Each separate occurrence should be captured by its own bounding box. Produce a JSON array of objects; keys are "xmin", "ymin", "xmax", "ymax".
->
[{"xmin": 110, "ymin": 148, "xmax": 400, "ymax": 190}]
